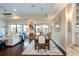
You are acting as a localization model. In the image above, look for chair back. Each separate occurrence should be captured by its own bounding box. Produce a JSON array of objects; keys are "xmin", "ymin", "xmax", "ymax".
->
[{"xmin": 38, "ymin": 35, "xmax": 46, "ymax": 44}]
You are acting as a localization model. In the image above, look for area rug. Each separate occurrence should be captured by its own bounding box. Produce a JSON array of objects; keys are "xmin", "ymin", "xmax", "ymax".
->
[{"xmin": 22, "ymin": 40, "xmax": 63, "ymax": 56}]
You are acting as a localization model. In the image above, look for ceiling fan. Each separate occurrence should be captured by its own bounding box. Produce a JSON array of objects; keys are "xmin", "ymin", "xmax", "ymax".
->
[{"xmin": 0, "ymin": 5, "xmax": 12, "ymax": 16}]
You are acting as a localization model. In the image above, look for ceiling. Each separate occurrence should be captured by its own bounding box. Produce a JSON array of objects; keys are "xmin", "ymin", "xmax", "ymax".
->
[
  {"xmin": 0, "ymin": 3, "xmax": 67, "ymax": 20},
  {"xmin": 0, "ymin": 3, "xmax": 51, "ymax": 14},
  {"xmin": 47, "ymin": 3, "xmax": 67, "ymax": 19}
]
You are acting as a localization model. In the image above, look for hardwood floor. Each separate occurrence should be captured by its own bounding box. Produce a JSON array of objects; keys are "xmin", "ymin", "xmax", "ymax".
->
[
  {"xmin": 0, "ymin": 42, "xmax": 24, "ymax": 56},
  {"xmin": 0, "ymin": 40, "xmax": 66, "ymax": 56}
]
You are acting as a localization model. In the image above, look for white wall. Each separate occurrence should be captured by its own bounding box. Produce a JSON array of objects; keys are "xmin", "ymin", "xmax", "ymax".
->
[
  {"xmin": 51, "ymin": 8, "xmax": 66, "ymax": 51},
  {"xmin": 52, "ymin": 32, "xmax": 66, "ymax": 50},
  {"xmin": 0, "ymin": 18, "xmax": 5, "ymax": 26},
  {"xmin": 0, "ymin": 16, "xmax": 6, "ymax": 37}
]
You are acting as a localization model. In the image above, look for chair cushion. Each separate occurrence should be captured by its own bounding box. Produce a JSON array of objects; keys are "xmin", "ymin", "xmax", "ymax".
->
[{"xmin": 38, "ymin": 35, "xmax": 45, "ymax": 44}]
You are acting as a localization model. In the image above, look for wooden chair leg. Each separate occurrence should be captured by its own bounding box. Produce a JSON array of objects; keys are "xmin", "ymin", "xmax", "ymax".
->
[
  {"xmin": 35, "ymin": 42, "xmax": 36, "ymax": 50},
  {"xmin": 47, "ymin": 43, "xmax": 50, "ymax": 50},
  {"xmin": 38, "ymin": 45, "xmax": 39, "ymax": 52},
  {"xmin": 45, "ymin": 44, "xmax": 46, "ymax": 52},
  {"xmin": 45, "ymin": 46, "xmax": 46, "ymax": 52}
]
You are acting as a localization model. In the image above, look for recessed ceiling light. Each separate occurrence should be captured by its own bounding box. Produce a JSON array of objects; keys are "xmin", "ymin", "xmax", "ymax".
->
[{"xmin": 13, "ymin": 9, "xmax": 16, "ymax": 11}]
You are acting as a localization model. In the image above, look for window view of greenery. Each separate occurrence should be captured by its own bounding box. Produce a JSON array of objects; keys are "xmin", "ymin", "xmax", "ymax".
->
[
  {"xmin": 10, "ymin": 24, "xmax": 48, "ymax": 35},
  {"xmin": 44, "ymin": 27, "xmax": 48, "ymax": 34},
  {"xmin": 36, "ymin": 25, "xmax": 48, "ymax": 35},
  {"xmin": 10, "ymin": 25, "xmax": 29, "ymax": 34}
]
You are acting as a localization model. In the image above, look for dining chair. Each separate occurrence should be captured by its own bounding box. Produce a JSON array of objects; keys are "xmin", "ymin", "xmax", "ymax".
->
[{"xmin": 37, "ymin": 34, "xmax": 46, "ymax": 51}]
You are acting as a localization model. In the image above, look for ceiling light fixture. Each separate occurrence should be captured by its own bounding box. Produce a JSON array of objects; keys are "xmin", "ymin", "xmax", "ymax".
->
[{"xmin": 13, "ymin": 9, "xmax": 16, "ymax": 11}]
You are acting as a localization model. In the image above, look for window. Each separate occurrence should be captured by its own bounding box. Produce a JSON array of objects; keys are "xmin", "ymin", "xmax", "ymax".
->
[
  {"xmin": 36, "ymin": 26, "xmax": 40, "ymax": 35},
  {"xmin": 76, "ymin": 23, "xmax": 79, "ymax": 32},
  {"xmin": 10, "ymin": 25, "xmax": 16, "ymax": 33},
  {"xmin": 36, "ymin": 25, "xmax": 48, "ymax": 35},
  {"xmin": 17, "ymin": 25, "xmax": 22, "ymax": 33},
  {"xmin": 10, "ymin": 25, "xmax": 22, "ymax": 33},
  {"xmin": 23, "ymin": 25, "xmax": 29, "ymax": 34},
  {"xmin": 43, "ymin": 25, "xmax": 48, "ymax": 34},
  {"xmin": 0, "ymin": 27, "xmax": 5, "ymax": 37}
]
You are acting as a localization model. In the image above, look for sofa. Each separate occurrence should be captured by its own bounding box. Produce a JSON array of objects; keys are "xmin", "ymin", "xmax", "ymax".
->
[{"xmin": 2, "ymin": 33, "xmax": 21, "ymax": 46}]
